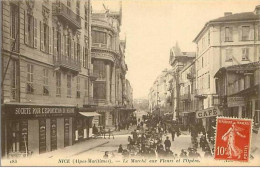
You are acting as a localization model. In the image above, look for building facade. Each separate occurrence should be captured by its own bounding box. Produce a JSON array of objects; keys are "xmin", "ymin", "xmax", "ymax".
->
[
  {"xmin": 148, "ymin": 69, "xmax": 173, "ymax": 116},
  {"xmin": 193, "ymin": 6, "xmax": 260, "ymax": 130},
  {"xmin": 214, "ymin": 62, "xmax": 260, "ymax": 129},
  {"xmin": 169, "ymin": 43, "xmax": 196, "ymax": 121},
  {"xmin": 178, "ymin": 60, "xmax": 197, "ymax": 130},
  {"xmin": 1, "ymin": 0, "xmax": 93, "ymax": 157},
  {"xmin": 91, "ymin": 7, "xmax": 133, "ymax": 129}
]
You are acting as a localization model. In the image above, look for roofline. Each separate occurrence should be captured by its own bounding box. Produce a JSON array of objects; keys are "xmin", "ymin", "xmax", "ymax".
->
[{"xmin": 193, "ymin": 19, "xmax": 259, "ymax": 43}]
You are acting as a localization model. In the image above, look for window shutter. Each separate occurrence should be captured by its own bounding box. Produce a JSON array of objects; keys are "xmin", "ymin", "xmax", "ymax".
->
[
  {"xmin": 53, "ymin": 28, "xmax": 57, "ymax": 60},
  {"xmin": 230, "ymin": 27, "xmax": 233, "ymax": 41},
  {"xmin": 249, "ymin": 26, "xmax": 254, "ymax": 40},
  {"xmin": 242, "ymin": 48, "xmax": 246, "ymax": 59},
  {"xmin": 238, "ymin": 26, "xmax": 242, "ymax": 41},
  {"xmin": 49, "ymin": 26, "xmax": 52, "ymax": 54},
  {"xmin": 61, "ymin": 34, "xmax": 64, "ymax": 58},
  {"xmin": 24, "ymin": 10, "xmax": 28, "ymax": 44},
  {"xmin": 82, "ymin": 47, "xmax": 85, "ymax": 67},
  {"xmin": 79, "ymin": 44, "xmax": 82, "ymax": 64},
  {"xmin": 40, "ymin": 21, "xmax": 44, "ymax": 51},
  {"xmin": 33, "ymin": 18, "xmax": 37, "ymax": 48},
  {"xmin": 220, "ymin": 26, "xmax": 225, "ymax": 43},
  {"xmin": 71, "ymin": 40, "xmax": 74, "ymax": 61},
  {"xmin": 65, "ymin": 35, "xmax": 68, "ymax": 59}
]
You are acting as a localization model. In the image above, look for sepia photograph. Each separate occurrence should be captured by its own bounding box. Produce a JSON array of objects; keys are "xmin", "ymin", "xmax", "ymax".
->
[{"xmin": 0, "ymin": 0, "xmax": 260, "ymax": 167}]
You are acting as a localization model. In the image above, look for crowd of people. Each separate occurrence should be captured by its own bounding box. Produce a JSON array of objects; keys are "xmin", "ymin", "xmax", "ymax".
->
[
  {"xmin": 100, "ymin": 113, "xmax": 214, "ymax": 159},
  {"xmin": 114, "ymin": 114, "xmax": 213, "ymax": 159}
]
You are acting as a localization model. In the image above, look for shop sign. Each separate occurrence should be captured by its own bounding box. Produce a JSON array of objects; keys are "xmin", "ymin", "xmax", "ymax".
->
[
  {"xmin": 227, "ymin": 97, "xmax": 245, "ymax": 107},
  {"xmin": 3, "ymin": 105, "xmax": 76, "ymax": 119},
  {"xmin": 196, "ymin": 107, "xmax": 221, "ymax": 119}
]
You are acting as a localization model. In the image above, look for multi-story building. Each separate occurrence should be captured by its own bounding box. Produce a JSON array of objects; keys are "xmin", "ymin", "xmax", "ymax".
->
[
  {"xmin": 125, "ymin": 79, "xmax": 133, "ymax": 108},
  {"xmin": 169, "ymin": 43, "xmax": 196, "ymax": 121},
  {"xmin": 148, "ymin": 69, "xmax": 173, "ymax": 116},
  {"xmin": 178, "ymin": 60, "xmax": 196, "ymax": 130},
  {"xmin": 193, "ymin": 5, "xmax": 260, "ymax": 130},
  {"xmin": 214, "ymin": 62, "xmax": 260, "ymax": 125},
  {"xmin": 1, "ymin": 0, "xmax": 93, "ymax": 157},
  {"xmin": 91, "ymin": 7, "xmax": 132, "ymax": 129}
]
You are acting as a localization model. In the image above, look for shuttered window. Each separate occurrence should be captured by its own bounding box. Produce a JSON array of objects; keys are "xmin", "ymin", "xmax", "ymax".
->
[
  {"xmin": 67, "ymin": 74, "xmax": 72, "ymax": 98},
  {"xmin": 10, "ymin": 3, "xmax": 19, "ymax": 52},
  {"xmin": 27, "ymin": 64, "xmax": 34, "ymax": 94},
  {"xmin": 76, "ymin": 77, "xmax": 80, "ymax": 98},
  {"xmin": 43, "ymin": 69, "xmax": 49, "ymax": 95},
  {"xmin": 242, "ymin": 26, "xmax": 250, "ymax": 41},
  {"xmin": 242, "ymin": 48, "xmax": 249, "ymax": 60},
  {"xmin": 56, "ymin": 71, "xmax": 61, "ymax": 97},
  {"xmin": 40, "ymin": 21, "xmax": 51, "ymax": 53},
  {"xmin": 225, "ymin": 27, "xmax": 233, "ymax": 42}
]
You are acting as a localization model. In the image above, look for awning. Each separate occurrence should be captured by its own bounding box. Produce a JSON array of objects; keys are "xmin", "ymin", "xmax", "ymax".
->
[{"xmin": 79, "ymin": 112, "xmax": 100, "ymax": 117}]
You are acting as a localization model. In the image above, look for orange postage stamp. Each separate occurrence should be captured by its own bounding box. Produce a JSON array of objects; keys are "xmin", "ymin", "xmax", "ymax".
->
[{"xmin": 214, "ymin": 117, "xmax": 253, "ymax": 162}]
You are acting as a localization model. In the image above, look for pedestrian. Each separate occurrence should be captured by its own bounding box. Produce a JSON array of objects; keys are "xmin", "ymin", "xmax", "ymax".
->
[
  {"xmin": 180, "ymin": 149, "xmax": 187, "ymax": 158},
  {"xmin": 92, "ymin": 124, "xmax": 98, "ymax": 135},
  {"xmin": 132, "ymin": 130, "xmax": 138, "ymax": 144},
  {"xmin": 103, "ymin": 151, "xmax": 109, "ymax": 159},
  {"xmin": 164, "ymin": 136, "xmax": 171, "ymax": 151},
  {"xmin": 118, "ymin": 144, "xmax": 123, "ymax": 153},
  {"xmin": 170, "ymin": 126, "xmax": 176, "ymax": 141}
]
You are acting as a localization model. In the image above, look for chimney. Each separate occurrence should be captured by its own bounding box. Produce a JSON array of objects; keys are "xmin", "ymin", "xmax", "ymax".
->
[
  {"xmin": 224, "ymin": 12, "xmax": 232, "ymax": 16},
  {"xmin": 255, "ymin": 5, "xmax": 260, "ymax": 15}
]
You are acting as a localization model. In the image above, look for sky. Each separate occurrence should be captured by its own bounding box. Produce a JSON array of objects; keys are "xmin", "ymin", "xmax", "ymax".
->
[{"xmin": 92, "ymin": 0, "xmax": 260, "ymax": 99}]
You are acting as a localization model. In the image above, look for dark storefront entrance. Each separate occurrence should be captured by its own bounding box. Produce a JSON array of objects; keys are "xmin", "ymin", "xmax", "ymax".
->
[
  {"xmin": 1, "ymin": 104, "xmax": 76, "ymax": 158},
  {"xmin": 73, "ymin": 110, "xmax": 100, "ymax": 143}
]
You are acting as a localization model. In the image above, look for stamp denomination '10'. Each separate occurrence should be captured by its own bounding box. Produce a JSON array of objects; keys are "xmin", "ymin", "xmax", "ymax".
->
[{"xmin": 214, "ymin": 118, "xmax": 252, "ymax": 162}]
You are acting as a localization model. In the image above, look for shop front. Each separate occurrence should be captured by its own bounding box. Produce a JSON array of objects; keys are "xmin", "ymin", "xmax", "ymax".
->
[
  {"xmin": 180, "ymin": 112, "xmax": 196, "ymax": 131},
  {"xmin": 73, "ymin": 110, "xmax": 100, "ymax": 143},
  {"xmin": 1, "ymin": 104, "xmax": 76, "ymax": 158},
  {"xmin": 196, "ymin": 106, "xmax": 221, "ymax": 134}
]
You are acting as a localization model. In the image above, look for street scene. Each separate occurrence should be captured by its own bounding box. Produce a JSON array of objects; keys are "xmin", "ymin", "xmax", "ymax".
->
[{"xmin": 1, "ymin": 0, "xmax": 260, "ymax": 166}]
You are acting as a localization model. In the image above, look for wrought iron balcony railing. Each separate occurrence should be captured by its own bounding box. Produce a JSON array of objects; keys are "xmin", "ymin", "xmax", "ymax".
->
[
  {"xmin": 54, "ymin": 55, "xmax": 81, "ymax": 73},
  {"xmin": 84, "ymin": 97, "xmax": 98, "ymax": 106},
  {"xmin": 52, "ymin": 2, "xmax": 81, "ymax": 29}
]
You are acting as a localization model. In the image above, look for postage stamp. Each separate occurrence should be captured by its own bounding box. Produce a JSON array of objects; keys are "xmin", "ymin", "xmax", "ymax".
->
[{"xmin": 214, "ymin": 117, "xmax": 253, "ymax": 162}]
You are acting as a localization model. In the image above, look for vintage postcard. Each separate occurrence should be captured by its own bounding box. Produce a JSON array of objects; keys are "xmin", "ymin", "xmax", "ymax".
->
[{"xmin": 1, "ymin": 0, "xmax": 260, "ymax": 167}]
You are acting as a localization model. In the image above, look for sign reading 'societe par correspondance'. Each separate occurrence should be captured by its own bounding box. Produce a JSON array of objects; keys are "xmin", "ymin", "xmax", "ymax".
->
[{"xmin": 196, "ymin": 106, "xmax": 222, "ymax": 119}]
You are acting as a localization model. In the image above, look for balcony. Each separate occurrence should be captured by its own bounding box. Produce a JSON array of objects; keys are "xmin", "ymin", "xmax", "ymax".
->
[
  {"xmin": 92, "ymin": 43, "xmax": 118, "ymax": 55},
  {"xmin": 83, "ymin": 97, "xmax": 98, "ymax": 107},
  {"xmin": 52, "ymin": 2, "xmax": 81, "ymax": 29},
  {"xmin": 194, "ymin": 89, "xmax": 207, "ymax": 99},
  {"xmin": 54, "ymin": 55, "xmax": 81, "ymax": 73}
]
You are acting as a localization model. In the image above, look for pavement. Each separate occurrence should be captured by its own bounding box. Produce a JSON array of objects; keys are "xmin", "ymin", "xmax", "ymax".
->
[{"xmin": 32, "ymin": 138, "xmax": 110, "ymax": 159}]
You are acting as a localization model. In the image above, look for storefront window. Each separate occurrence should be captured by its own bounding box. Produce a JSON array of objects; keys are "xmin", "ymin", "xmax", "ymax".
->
[
  {"xmin": 50, "ymin": 119, "xmax": 57, "ymax": 151},
  {"xmin": 8, "ymin": 120, "xmax": 28, "ymax": 154},
  {"xmin": 64, "ymin": 118, "xmax": 70, "ymax": 147},
  {"xmin": 98, "ymin": 112, "xmax": 106, "ymax": 127},
  {"xmin": 39, "ymin": 120, "xmax": 46, "ymax": 154}
]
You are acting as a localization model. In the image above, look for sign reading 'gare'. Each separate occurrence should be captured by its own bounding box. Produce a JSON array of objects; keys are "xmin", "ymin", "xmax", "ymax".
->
[{"xmin": 196, "ymin": 107, "xmax": 221, "ymax": 119}]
